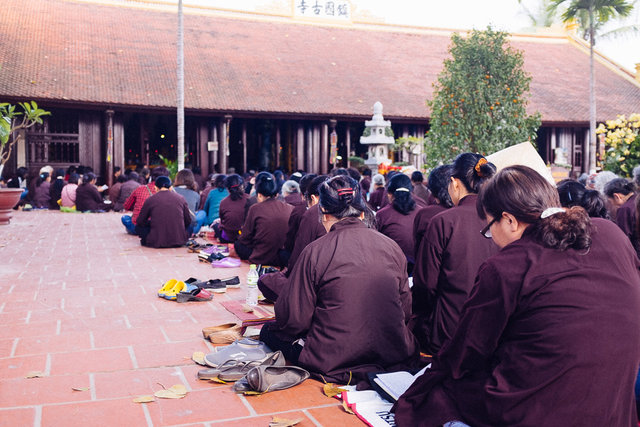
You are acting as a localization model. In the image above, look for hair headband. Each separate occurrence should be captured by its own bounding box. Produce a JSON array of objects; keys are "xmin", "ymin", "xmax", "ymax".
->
[{"xmin": 475, "ymin": 158, "xmax": 488, "ymax": 176}]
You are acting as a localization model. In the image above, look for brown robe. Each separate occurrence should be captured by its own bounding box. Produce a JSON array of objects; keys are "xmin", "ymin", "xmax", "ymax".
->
[
  {"xmin": 75, "ymin": 183, "xmax": 106, "ymax": 212},
  {"xmin": 376, "ymin": 203, "xmax": 421, "ymax": 264},
  {"xmin": 411, "ymin": 194, "xmax": 498, "ymax": 354},
  {"xmin": 368, "ymin": 186, "xmax": 388, "ymax": 211},
  {"xmin": 258, "ymin": 203, "xmax": 327, "ymax": 301},
  {"xmin": 395, "ymin": 218, "xmax": 640, "ymax": 427},
  {"xmin": 283, "ymin": 201, "xmax": 308, "ymax": 253},
  {"xmin": 273, "ymin": 217, "xmax": 419, "ymax": 385},
  {"xmin": 218, "ymin": 193, "xmax": 249, "ymax": 242},
  {"xmin": 284, "ymin": 193, "xmax": 305, "ymax": 208},
  {"xmin": 136, "ymin": 190, "xmax": 192, "ymax": 248},
  {"xmin": 413, "ymin": 204, "xmax": 447, "ymax": 251},
  {"xmin": 236, "ymin": 197, "xmax": 293, "ymax": 266},
  {"xmin": 616, "ymin": 194, "xmax": 638, "ymax": 255},
  {"xmin": 412, "ymin": 182, "xmax": 430, "ymax": 205}
]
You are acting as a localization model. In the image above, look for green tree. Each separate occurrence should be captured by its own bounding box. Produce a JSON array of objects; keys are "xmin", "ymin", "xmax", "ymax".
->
[
  {"xmin": 549, "ymin": 0, "xmax": 635, "ymax": 173},
  {"xmin": 425, "ymin": 28, "xmax": 541, "ymax": 169}
]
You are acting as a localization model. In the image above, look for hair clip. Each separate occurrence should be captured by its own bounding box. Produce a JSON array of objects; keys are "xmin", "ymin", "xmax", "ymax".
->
[
  {"xmin": 395, "ymin": 187, "xmax": 410, "ymax": 192},
  {"xmin": 337, "ymin": 188, "xmax": 354, "ymax": 196},
  {"xmin": 541, "ymin": 207, "xmax": 565, "ymax": 218},
  {"xmin": 474, "ymin": 158, "xmax": 488, "ymax": 176}
]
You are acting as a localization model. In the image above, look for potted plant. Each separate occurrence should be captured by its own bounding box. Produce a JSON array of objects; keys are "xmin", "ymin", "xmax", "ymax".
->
[{"xmin": 0, "ymin": 101, "xmax": 51, "ymax": 224}]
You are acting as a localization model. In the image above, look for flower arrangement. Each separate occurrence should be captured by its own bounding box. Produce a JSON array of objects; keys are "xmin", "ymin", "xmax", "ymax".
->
[{"xmin": 596, "ymin": 114, "xmax": 640, "ymax": 177}]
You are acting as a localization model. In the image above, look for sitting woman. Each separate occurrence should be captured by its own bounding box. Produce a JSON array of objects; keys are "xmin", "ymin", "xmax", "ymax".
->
[
  {"xmin": 75, "ymin": 172, "xmax": 109, "ymax": 212},
  {"xmin": 203, "ymin": 174, "xmax": 228, "ymax": 225},
  {"xmin": 260, "ymin": 175, "xmax": 419, "ymax": 386},
  {"xmin": 557, "ymin": 179, "xmax": 610, "ymax": 219},
  {"xmin": 48, "ymin": 168, "xmax": 66, "ymax": 210},
  {"xmin": 32, "ymin": 171, "xmax": 51, "ymax": 209},
  {"xmin": 136, "ymin": 176, "xmax": 192, "ymax": 248},
  {"xmin": 376, "ymin": 173, "xmax": 421, "ymax": 274},
  {"xmin": 173, "ymin": 168, "xmax": 206, "ymax": 235},
  {"xmin": 604, "ymin": 178, "xmax": 637, "ymax": 253},
  {"xmin": 413, "ymin": 165, "xmax": 453, "ymax": 250},
  {"xmin": 60, "ymin": 173, "xmax": 80, "ymax": 208},
  {"xmin": 234, "ymin": 172, "xmax": 292, "ymax": 266},
  {"xmin": 216, "ymin": 174, "xmax": 249, "ymax": 243},
  {"xmin": 395, "ymin": 166, "xmax": 640, "ymax": 427},
  {"xmin": 411, "ymin": 153, "xmax": 498, "ymax": 355}
]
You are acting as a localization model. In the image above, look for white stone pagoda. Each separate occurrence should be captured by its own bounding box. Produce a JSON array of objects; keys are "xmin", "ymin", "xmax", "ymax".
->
[{"xmin": 360, "ymin": 101, "xmax": 394, "ymax": 173}]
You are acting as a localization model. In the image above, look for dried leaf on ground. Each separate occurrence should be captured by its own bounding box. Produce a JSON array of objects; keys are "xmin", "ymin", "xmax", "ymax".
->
[
  {"xmin": 208, "ymin": 377, "xmax": 228, "ymax": 384},
  {"xmin": 154, "ymin": 384, "xmax": 188, "ymax": 399},
  {"xmin": 191, "ymin": 351, "xmax": 206, "ymax": 365},
  {"xmin": 25, "ymin": 371, "xmax": 45, "ymax": 379},
  {"xmin": 342, "ymin": 401, "xmax": 355, "ymax": 415},
  {"xmin": 269, "ymin": 416, "xmax": 303, "ymax": 427},
  {"xmin": 72, "ymin": 387, "xmax": 90, "ymax": 391},
  {"xmin": 241, "ymin": 304, "xmax": 254, "ymax": 313},
  {"xmin": 243, "ymin": 390, "xmax": 265, "ymax": 396},
  {"xmin": 323, "ymin": 383, "xmax": 346, "ymax": 398},
  {"xmin": 132, "ymin": 395, "xmax": 155, "ymax": 403}
]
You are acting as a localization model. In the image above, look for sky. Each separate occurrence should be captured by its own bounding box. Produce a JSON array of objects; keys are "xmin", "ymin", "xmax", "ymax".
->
[{"xmin": 172, "ymin": 0, "xmax": 640, "ymax": 73}]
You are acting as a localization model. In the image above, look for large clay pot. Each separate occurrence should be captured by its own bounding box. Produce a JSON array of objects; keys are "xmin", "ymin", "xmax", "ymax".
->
[{"xmin": 0, "ymin": 188, "xmax": 23, "ymax": 225}]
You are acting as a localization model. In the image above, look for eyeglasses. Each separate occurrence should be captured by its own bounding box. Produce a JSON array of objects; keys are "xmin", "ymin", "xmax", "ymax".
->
[{"xmin": 480, "ymin": 217, "xmax": 499, "ymax": 239}]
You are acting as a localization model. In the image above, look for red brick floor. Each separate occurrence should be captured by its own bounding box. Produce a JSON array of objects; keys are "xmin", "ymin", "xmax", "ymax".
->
[{"xmin": 0, "ymin": 210, "xmax": 363, "ymax": 426}]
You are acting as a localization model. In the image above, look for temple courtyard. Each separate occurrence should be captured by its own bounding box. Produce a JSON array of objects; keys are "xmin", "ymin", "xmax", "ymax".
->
[{"xmin": 0, "ymin": 210, "xmax": 361, "ymax": 426}]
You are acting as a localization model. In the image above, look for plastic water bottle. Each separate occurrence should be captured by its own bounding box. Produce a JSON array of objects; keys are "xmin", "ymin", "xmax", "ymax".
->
[{"xmin": 246, "ymin": 264, "xmax": 259, "ymax": 306}]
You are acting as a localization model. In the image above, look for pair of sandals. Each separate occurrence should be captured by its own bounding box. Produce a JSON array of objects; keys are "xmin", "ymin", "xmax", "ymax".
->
[{"xmin": 157, "ymin": 278, "xmax": 213, "ymax": 302}]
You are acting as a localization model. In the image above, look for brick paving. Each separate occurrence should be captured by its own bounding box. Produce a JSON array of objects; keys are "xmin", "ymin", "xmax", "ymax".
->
[{"xmin": 0, "ymin": 210, "xmax": 362, "ymax": 427}]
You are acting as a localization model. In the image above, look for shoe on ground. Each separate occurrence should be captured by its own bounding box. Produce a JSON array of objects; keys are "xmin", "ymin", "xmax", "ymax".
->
[
  {"xmin": 246, "ymin": 365, "xmax": 310, "ymax": 393},
  {"xmin": 218, "ymin": 351, "xmax": 285, "ymax": 382},
  {"xmin": 203, "ymin": 338, "xmax": 271, "ymax": 368},
  {"xmin": 158, "ymin": 279, "xmax": 178, "ymax": 298},
  {"xmin": 202, "ymin": 323, "xmax": 241, "ymax": 339},
  {"xmin": 176, "ymin": 286, "xmax": 213, "ymax": 303}
]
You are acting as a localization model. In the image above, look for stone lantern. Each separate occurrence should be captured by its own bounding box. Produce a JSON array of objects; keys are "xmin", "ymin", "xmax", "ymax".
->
[{"xmin": 360, "ymin": 101, "xmax": 394, "ymax": 173}]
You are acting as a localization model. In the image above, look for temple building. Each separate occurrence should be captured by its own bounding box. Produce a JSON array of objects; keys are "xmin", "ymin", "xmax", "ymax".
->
[{"xmin": 1, "ymin": 0, "xmax": 640, "ymax": 182}]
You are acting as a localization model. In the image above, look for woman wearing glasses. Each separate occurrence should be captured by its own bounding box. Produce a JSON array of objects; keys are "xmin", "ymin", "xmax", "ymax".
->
[
  {"xmin": 395, "ymin": 165, "xmax": 640, "ymax": 427},
  {"xmin": 411, "ymin": 153, "xmax": 498, "ymax": 355}
]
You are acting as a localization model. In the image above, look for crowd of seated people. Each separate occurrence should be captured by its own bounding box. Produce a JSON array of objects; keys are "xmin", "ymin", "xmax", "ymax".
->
[{"xmin": 5, "ymin": 157, "xmax": 640, "ymax": 425}]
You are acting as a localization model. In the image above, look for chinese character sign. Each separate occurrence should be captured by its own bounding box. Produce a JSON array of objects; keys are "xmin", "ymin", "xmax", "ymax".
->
[{"xmin": 294, "ymin": 0, "xmax": 351, "ymax": 21}]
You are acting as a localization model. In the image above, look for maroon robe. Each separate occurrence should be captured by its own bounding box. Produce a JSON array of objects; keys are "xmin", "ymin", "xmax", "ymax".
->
[
  {"xmin": 412, "ymin": 183, "xmax": 430, "ymax": 205},
  {"xmin": 284, "ymin": 193, "xmax": 305, "ymax": 208},
  {"xmin": 136, "ymin": 190, "xmax": 192, "ymax": 248},
  {"xmin": 411, "ymin": 194, "xmax": 498, "ymax": 354},
  {"xmin": 413, "ymin": 204, "xmax": 447, "ymax": 251},
  {"xmin": 368, "ymin": 186, "xmax": 388, "ymax": 211},
  {"xmin": 75, "ymin": 183, "xmax": 106, "ymax": 212},
  {"xmin": 283, "ymin": 201, "xmax": 307, "ymax": 253},
  {"xmin": 395, "ymin": 218, "xmax": 640, "ymax": 427},
  {"xmin": 376, "ymin": 203, "xmax": 421, "ymax": 264},
  {"xmin": 258, "ymin": 203, "xmax": 327, "ymax": 301},
  {"xmin": 218, "ymin": 193, "xmax": 249, "ymax": 242},
  {"xmin": 615, "ymin": 194, "xmax": 638, "ymax": 255},
  {"xmin": 273, "ymin": 217, "xmax": 419, "ymax": 384},
  {"xmin": 236, "ymin": 197, "xmax": 293, "ymax": 266}
]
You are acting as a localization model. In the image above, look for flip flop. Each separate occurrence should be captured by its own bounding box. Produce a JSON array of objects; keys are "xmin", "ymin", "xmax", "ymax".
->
[
  {"xmin": 199, "ymin": 276, "xmax": 241, "ymax": 289},
  {"xmin": 211, "ymin": 257, "xmax": 241, "ymax": 268},
  {"xmin": 176, "ymin": 286, "xmax": 213, "ymax": 303},
  {"xmin": 158, "ymin": 279, "xmax": 178, "ymax": 298}
]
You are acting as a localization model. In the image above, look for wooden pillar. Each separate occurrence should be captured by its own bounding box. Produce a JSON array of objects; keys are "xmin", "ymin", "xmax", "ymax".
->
[
  {"xmin": 296, "ymin": 123, "xmax": 304, "ymax": 171},
  {"xmin": 105, "ymin": 110, "xmax": 114, "ymax": 187},
  {"xmin": 209, "ymin": 121, "xmax": 218, "ymax": 175},
  {"xmin": 242, "ymin": 122, "xmax": 247, "ymax": 174},
  {"xmin": 113, "ymin": 114, "xmax": 125, "ymax": 173},
  {"xmin": 320, "ymin": 122, "xmax": 329, "ymax": 174},
  {"xmin": 275, "ymin": 124, "xmax": 281, "ymax": 169},
  {"xmin": 197, "ymin": 120, "xmax": 209, "ymax": 177},
  {"xmin": 306, "ymin": 125, "xmax": 313, "ymax": 172},
  {"xmin": 218, "ymin": 115, "xmax": 232, "ymax": 174},
  {"xmin": 346, "ymin": 123, "xmax": 351, "ymax": 168}
]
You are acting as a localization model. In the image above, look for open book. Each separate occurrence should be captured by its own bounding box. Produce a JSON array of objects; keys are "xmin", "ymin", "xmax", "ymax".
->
[{"xmin": 372, "ymin": 365, "xmax": 429, "ymax": 401}]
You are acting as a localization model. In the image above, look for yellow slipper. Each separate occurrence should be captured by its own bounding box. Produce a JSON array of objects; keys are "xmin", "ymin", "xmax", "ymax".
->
[
  {"xmin": 164, "ymin": 281, "xmax": 186, "ymax": 301},
  {"xmin": 158, "ymin": 279, "xmax": 178, "ymax": 298}
]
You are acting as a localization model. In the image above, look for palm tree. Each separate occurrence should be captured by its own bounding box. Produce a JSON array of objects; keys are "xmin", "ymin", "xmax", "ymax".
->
[
  {"xmin": 177, "ymin": 0, "xmax": 185, "ymax": 171},
  {"xmin": 549, "ymin": 0, "xmax": 635, "ymax": 174}
]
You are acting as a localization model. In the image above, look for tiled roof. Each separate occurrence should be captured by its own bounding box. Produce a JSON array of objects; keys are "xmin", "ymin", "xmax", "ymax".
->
[{"xmin": 1, "ymin": 0, "xmax": 639, "ymax": 123}]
